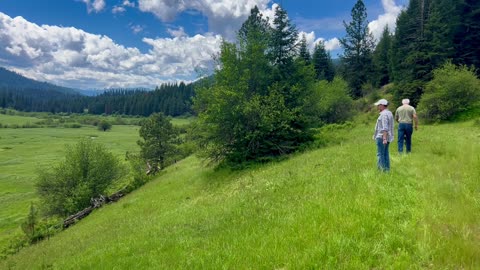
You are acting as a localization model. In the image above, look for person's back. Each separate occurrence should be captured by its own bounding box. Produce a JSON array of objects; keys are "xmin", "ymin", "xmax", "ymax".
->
[
  {"xmin": 395, "ymin": 99, "xmax": 418, "ymax": 153},
  {"xmin": 395, "ymin": 104, "xmax": 416, "ymax": 124}
]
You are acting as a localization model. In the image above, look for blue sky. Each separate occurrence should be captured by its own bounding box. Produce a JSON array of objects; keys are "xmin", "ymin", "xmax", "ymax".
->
[{"xmin": 0, "ymin": 0, "xmax": 408, "ymax": 90}]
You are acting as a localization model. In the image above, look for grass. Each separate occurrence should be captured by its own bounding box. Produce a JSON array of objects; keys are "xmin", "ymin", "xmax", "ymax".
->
[
  {"xmin": 1, "ymin": 117, "xmax": 479, "ymax": 268},
  {"xmin": 0, "ymin": 124, "xmax": 140, "ymax": 249},
  {"xmin": 0, "ymin": 114, "xmax": 42, "ymax": 126}
]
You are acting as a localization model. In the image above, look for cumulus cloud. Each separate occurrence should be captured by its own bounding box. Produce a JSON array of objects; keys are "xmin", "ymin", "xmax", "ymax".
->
[
  {"xmin": 167, "ymin": 26, "xmax": 187, "ymax": 38},
  {"xmin": 368, "ymin": 0, "xmax": 404, "ymax": 42},
  {"xmin": 138, "ymin": 0, "xmax": 270, "ymax": 39},
  {"xmin": 82, "ymin": 0, "xmax": 106, "ymax": 13},
  {"xmin": 0, "ymin": 12, "xmax": 222, "ymax": 89},
  {"xmin": 299, "ymin": 31, "xmax": 341, "ymax": 54}
]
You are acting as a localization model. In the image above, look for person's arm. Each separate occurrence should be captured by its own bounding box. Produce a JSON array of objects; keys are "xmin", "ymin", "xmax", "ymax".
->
[
  {"xmin": 381, "ymin": 114, "xmax": 388, "ymax": 144},
  {"xmin": 413, "ymin": 113, "xmax": 418, "ymax": 130}
]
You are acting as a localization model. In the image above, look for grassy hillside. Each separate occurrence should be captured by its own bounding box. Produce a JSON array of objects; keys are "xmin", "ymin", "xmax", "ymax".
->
[{"xmin": 1, "ymin": 118, "xmax": 479, "ymax": 269}]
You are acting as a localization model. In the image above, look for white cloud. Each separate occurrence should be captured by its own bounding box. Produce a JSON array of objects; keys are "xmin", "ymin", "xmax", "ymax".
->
[
  {"xmin": 123, "ymin": 0, "xmax": 135, "ymax": 8},
  {"xmin": 112, "ymin": 6, "xmax": 126, "ymax": 14},
  {"xmin": 82, "ymin": 0, "xmax": 106, "ymax": 13},
  {"xmin": 167, "ymin": 26, "xmax": 187, "ymax": 38},
  {"xmin": 0, "ymin": 12, "xmax": 222, "ymax": 89},
  {"xmin": 130, "ymin": 24, "xmax": 144, "ymax": 34},
  {"xmin": 299, "ymin": 31, "xmax": 341, "ymax": 53},
  {"xmin": 138, "ymin": 0, "xmax": 270, "ymax": 39},
  {"xmin": 368, "ymin": 0, "xmax": 404, "ymax": 42}
]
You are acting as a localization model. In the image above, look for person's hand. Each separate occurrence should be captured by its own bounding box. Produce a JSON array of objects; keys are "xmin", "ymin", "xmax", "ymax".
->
[
  {"xmin": 415, "ymin": 125, "xmax": 418, "ymax": 131},
  {"xmin": 383, "ymin": 138, "xmax": 387, "ymax": 145}
]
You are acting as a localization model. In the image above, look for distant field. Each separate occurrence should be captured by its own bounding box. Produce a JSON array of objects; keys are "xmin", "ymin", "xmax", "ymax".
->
[
  {"xmin": 0, "ymin": 114, "xmax": 42, "ymax": 126},
  {"xmin": 0, "ymin": 123, "xmax": 140, "ymax": 248}
]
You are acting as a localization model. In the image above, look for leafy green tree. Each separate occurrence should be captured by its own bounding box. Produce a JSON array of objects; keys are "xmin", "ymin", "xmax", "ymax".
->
[
  {"xmin": 312, "ymin": 41, "xmax": 335, "ymax": 82},
  {"xmin": 194, "ymin": 6, "xmax": 318, "ymax": 164},
  {"xmin": 315, "ymin": 77, "xmax": 354, "ymax": 124},
  {"xmin": 36, "ymin": 139, "xmax": 125, "ymax": 216},
  {"xmin": 418, "ymin": 62, "xmax": 480, "ymax": 122},
  {"xmin": 339, "ymin": 0, "xmax": 375, "ymax": 98},
  {"xmin": 98, "ymin": 120, "xmax": 112, "ymax": 131},
  {"xmin": 372, "ymin": 26, "xmax": 393, "ymax": 87},
  {"xmin": 137, "ymin": 112, "xmax": 179, "ymax": 174}
]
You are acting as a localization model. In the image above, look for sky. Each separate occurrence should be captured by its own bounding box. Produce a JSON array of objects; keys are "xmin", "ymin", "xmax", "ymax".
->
[{"xmin": 0, "ymin": 0, "xmax": 409, "ymax": 90}]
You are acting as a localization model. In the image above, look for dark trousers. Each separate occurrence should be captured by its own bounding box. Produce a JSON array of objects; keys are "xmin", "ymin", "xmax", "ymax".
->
[{"xmin": 398, "ymin": 123, "xmax": 413, "ymax": 153}]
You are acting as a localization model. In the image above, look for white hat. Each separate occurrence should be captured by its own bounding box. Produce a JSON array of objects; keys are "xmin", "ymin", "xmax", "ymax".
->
[
  {"xmin": 402, "ymin": 99, "xmax": 410, "ymax": 104},
  {"xmin": 374, "ymin": 99, "xmax": 388, "ymax": 106}
]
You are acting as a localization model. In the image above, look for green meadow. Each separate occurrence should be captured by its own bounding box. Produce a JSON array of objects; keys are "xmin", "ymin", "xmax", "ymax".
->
[
  {"xmin": 0, "ymin": 120, "xmax": 141, "ymax": 248},
  {"xmin": 1, "ymin": 115, "xmax": 479, "ymax": 268}
]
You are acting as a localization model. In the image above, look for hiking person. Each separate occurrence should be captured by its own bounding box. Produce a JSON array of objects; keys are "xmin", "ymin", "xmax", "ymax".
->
[
  {"xmin": 395, "ymin": 99, "xmax": 418, "ymax": 154},
  {"xmin": 373, "ymin": 99, "xmax": 394, "ymax": 172}
]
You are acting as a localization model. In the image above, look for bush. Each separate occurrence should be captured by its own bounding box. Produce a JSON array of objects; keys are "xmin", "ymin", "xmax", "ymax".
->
[
  {"xmin": 36, "ymin": 139, "xmax": 126, "ymax": 216},
  {"xmin": 315, "ymin": 77, "xmax": 355, "ymax": 124},
  {"xmin": 418, "ymin": 62, "xmax": 480, "ymax": 122},
  {"xmin": 98, "ymin": 120, "xmax": 112, "ymax": 131}
]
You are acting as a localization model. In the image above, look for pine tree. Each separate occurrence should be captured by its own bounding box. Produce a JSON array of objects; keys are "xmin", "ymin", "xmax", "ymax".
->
[
  {"xmin": 269, "ymin": 5, "xmax": 299, "ymax": 78},
  {"xmin": 372, "ymin": 26, "xmax": 393, "ymax": 87},
  {"xmin": 454, "ymin": 0, "xmax": 480, "ymax": 72},
  {"xmin": 312, "ymin": 41, "xmax": 335, "ymax": 82},
  {"xmin": 298, "ymin": 34, "xmax": 311, "ymax": 65},
  {"xmin": 339, "ymin": 0, "xmax": 375, "ymax": 98}
]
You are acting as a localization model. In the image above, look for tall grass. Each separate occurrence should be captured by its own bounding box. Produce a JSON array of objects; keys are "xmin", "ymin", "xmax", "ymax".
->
[{"xmin": 1, "ymin": 119, "xmax": 478, "ymax": 268}]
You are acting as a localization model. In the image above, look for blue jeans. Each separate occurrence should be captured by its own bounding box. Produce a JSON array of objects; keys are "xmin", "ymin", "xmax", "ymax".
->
[
  {"xmin": 376, "ymin": 138, "xmax": 390, "ymax": 172},
  {"xmin": 398, "ymin": 123, "xmax": 413, "ymax": 153}
]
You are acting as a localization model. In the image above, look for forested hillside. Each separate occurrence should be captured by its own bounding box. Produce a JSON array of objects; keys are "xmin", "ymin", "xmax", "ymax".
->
[{"xmin": 0, "ymin": 67, "xmax": 198, "ymax": 116}]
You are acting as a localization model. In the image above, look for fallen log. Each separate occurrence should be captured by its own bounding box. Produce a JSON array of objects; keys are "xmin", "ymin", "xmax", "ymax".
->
[{"xmin": 63, "ymin": 190, "xmax": 126, "ymax": 228}]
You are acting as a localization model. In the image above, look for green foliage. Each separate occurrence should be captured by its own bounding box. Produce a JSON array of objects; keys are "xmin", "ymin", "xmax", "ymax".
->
[
  {"xmin": 20, "ymin": 204, "xmax": 61, "ymax": 244},
  {"xmin": 98, "ymin": 120, "xmax": 112, "ymax": 131},
  {"xmin": 315, "ymin": 77, "xmax": 355, "ymax": 124},
  {"xmin": 418, "ymin": 62, "xmax": 480, "ymax": 122},
  {"xmin": 312, "ymin": 41, "xmax": 335, "ymax": 82},
  {"xmin": 137, "ymin": 113, "xmax": 179, "ymax": 174},
  {"xmin": 339, "ymin": 0, "xmax": 374, "ymax": 98},
  {"xmin": 372, "ymin": 26, "xmax": 392, "ymax": 87},
  {"xmin": 36, "ymin": 139, "xmax": 125, "ymax": 216},
  {"xmin": 194, "ymin": 7, "xmax": 318, "ymax": 165}
]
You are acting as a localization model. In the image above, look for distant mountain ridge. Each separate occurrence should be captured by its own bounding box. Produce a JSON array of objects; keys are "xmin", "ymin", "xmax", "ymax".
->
[{"xmin": 0, "ymin": 66, "xmax": 80, "ymax": 95}]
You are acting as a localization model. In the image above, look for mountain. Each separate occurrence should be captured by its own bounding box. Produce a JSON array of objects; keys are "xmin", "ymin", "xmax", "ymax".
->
[{"xmin": 0, "ymin": 67, "xmax": 81, "ymax": 95}]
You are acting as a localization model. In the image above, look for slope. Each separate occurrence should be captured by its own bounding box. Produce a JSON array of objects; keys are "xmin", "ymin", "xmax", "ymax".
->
[{"xmin": 1, "ymin": 120, "xmax": 479, "ymax": 269}]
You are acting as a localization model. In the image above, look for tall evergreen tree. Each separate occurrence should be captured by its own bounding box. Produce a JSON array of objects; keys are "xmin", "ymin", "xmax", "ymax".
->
[
  {"xmin": 269, "ymin": 5, "xmax": 299, "ymax": 78},
  {"xmin": 312, "ymin": 41, "xmax": 335, "ymax": 82},
  {"xmin": 339, "ymin": 0, "xmax": 375, "ymax": 98},
  {"xmin": 454, "ymin": 0, "xmax": 480, "ymax": 72},
  {"xmin": 298, "ymin": 34, "xmax": 311, "ymax": 65},
  {"xmin": 372, "ymin": 26, "xmax": 393, "ymax": 87}
]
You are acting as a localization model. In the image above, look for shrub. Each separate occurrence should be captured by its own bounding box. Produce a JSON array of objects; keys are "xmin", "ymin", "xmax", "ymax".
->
[
  {"xmin": 98, "ymin": 120, "xmax": 112, "ymax": 131},
  {"xmin": 315, "ymin": 77, "xmax": 355, "ymax": 124},
  {"xmin": 418, "ymin": 62, "xmax": 480, "ymax": 122},
  {"xmin": 36, "ymin": 139, "xmax": 125, "ymax": 216}
]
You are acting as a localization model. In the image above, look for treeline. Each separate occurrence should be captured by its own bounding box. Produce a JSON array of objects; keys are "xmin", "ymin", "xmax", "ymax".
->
[
  {"xmin": 0, "ymin": 82, "xmax": 196, "ymax": 117},
  {"xmin": 85, "ymin": 82, "xmax": 195, "ymax": 116},
  {"xmin": 341, "ymin": 0, "xmax": 480, "ymax": 105}
]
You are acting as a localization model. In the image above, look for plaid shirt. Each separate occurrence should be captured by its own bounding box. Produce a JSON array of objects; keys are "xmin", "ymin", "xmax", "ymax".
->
[{"xmin": 373, "ymin": 109, "xmax": 394, "ymax": 142}]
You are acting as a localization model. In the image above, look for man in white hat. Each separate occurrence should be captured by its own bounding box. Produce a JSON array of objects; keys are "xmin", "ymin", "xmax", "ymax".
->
[
  {"xmin": 395, "ymin": 98, "xmax": 418, "ymax": 154},
  {"xmin": 373, "ymin": 99, "xmax": 394, "ymax": 172}
]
